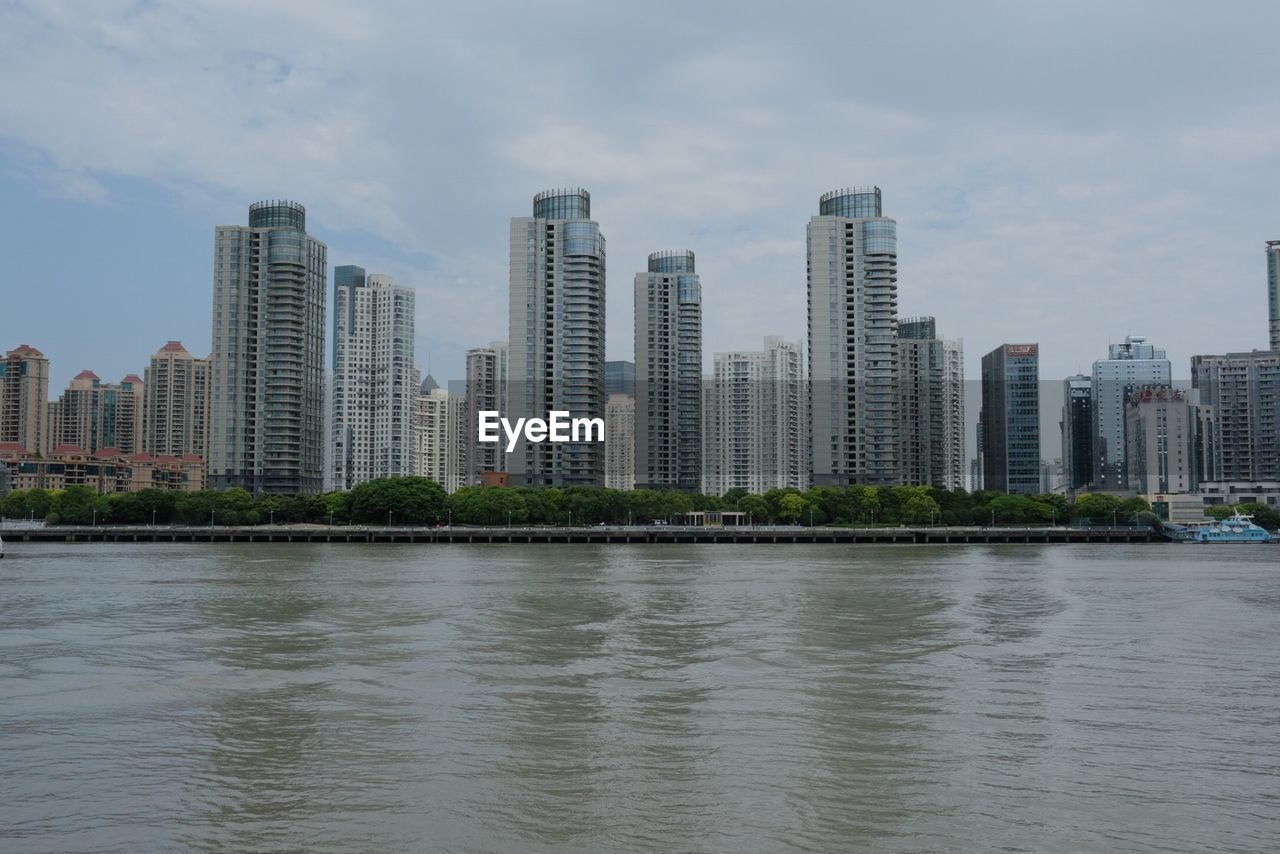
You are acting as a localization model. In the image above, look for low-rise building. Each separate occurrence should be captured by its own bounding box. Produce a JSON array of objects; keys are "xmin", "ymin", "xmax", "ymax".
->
[{"xmin": 0, "ymin": 444, "xmax": 205, "ymax": 494}]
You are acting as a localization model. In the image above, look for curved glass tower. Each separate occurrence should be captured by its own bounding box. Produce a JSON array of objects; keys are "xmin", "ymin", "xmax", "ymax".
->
[
  {"xmin": 807, "ymin": 187, "xmax": 899, "ymax": 486},
  {"xmin": 635, "ymin": 250, "xmax": 701, "ymax": 491},
  {"xmin": 508, "ymin": 189, "xmax": 606, "ymax": 486},
  {"xmin": 210, "ymin": 200, "xmax": 327, "ymax": 494}
]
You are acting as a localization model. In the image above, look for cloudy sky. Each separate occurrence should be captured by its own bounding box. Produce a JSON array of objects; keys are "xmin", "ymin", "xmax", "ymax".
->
[{"xmin": 1, "ymin": 0, "xmax": 1277, "ymax": 393}]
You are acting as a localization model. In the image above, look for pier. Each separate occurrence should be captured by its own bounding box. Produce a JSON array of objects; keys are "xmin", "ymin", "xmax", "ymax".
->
[{"xmin": 3, "ymin": 525, "xmax": 1159, "ymax": 545}]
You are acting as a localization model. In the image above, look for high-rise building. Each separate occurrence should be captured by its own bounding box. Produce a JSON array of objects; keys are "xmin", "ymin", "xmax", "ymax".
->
[
  {"xmin": 980, "ymin": 343, "xmax": 1041, "ymax": 494},
  {"xmin": 896, "ymin": 317, "xmax": 965, "ymax": 489},
  {"xmin": 1191, "ymin": 351, "xmax": 1280, "ymax": 483},
  {"xmin": 210, "ymin": 200, "xmax": 327, "ymax": 494},
  {"xmin": 1268, "ymin": 240, "xmax": 1280, "ymax": 352},
  {"xmin": 1125, "ymin": 386, "xmax": 1195, "ymax": 495},
  {"xmin": 508, "ymin": 188, "xmax": 606, "ymax": 487},
  {"xmin": 414, "ymin": 376, "xmax": 466, "ymax": 493},
  {"xmin": 1092, "ymin": 335, "xmax": 1170, "ymax": 490},
  {"xmin": 464, "ymin": 341, "xmax": 509, "ymax": 485},
  {"xmin": 605, "ymin": 360, "xmax": 636, "ymax": 397},
  {"xmin": 808, "ymin": 187, "xmax": 898, "ymax": 486},
  {"xmin": 635, "ymin": 250, "xmax": 702, "ymax": 491},
  {"xmin": 1060, "ymin": 374, "xmax": 1094, "ymax": 491},
  {"xmin": 144, "ymin": 341, "xmax": 210, "ymax": 460},
  {"xmin": 101, "ymin": 375, "xmax": 144, "ymax": 455},
  {"xmin": 703, "ymin": 337, "xmax": 806, "ymax": 495},
  {"xmin": 604, "ymin": 392, "xmax": 635, "ymax": 491},
  {"xmin": 48, "ymin": 371, "xmax": 141, "ymax": 454},
  {"xmin": 0, "ymin": 344, "xmax": 50, "ymax": 455},
  {"xmin": 331, "ymin": 266, "xmax": 417, "ymax": 490}
]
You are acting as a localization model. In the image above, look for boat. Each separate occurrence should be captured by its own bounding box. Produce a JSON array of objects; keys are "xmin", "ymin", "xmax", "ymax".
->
[{"xmin": 1163, "ymin": 513, "xmax": 1276, "ymax": 543}]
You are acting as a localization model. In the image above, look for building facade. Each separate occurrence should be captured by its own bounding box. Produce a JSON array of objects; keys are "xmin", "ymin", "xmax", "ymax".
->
[
  {"xmin": 703, "ymin": 337, "xmax": 806, "ymax": 495},
  {"xmin": 1269, "ymin": 239, "xmax": 1279, "ymax": 352},
  {"xmin": 604, "ymin": 392, "xmax": 635, "ymax": 491},
  {"xmin": 1125, "ymin": 386, "xmax": 1195, "ymax": 495},
  {"xmin": 605, "ymin": 360, "xmax": 636, "ymax": 397},
  {"xmin": 508, "ymin": 188, "xmax": 606, "ymax": 487},
  {"xmin": 980, "ymin": 343, "xmax": 1041, "ymax": 494},
  {"xmin": 331, "ymin": 266, "xmax": 417, "ymax": 490},
  {"xmin": 0, "ymin": 444, "xmax": 205, "ymax": 494},
  {"xmin": 414, "ymin": 377, "xmax": 466, "ymax": 493},
  {"xmin": 1092, "ymin": 335, "xmax": 1171, "ymax": 490},
  {"xmin": 635, "ymin": 250, "xmax": 702, "ymax": 491},
  {"xmin": 210, "ymin": 200, "xmax": 327, "ymax": 494},
  {"xmin": 49, "ymin": 371, "xmax": 144, "ymax": 456},
  {"xmin": 1060, "ymin": 374, "xmax": 1094, "ymax": 491},
  {"xmin": 464, "ymin": 341, "xmax": 509, "ymax": 485},
  {"xmin": 808, "ymin": 187, "xmax": 898, "ymax": 486},
  {"xmin": 143, "ymin": 341, "xmax": 210, "ymax": 460},
  {"xmin": 1192, "ymin": 351, "xmax": 1280, "ymax": 483},
  {"xmin": 896, "ymin": 317, "xmax": 965, "ymax": 489},
  {"xmin": 0, "ymin": 344, "xmax": 50, "ymax": 456}
]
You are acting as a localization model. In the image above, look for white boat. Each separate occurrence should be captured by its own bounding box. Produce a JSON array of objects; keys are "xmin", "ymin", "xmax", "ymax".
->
[{"xmin": 1165, "ymin": 513, "xmax": 1275, "ymax": 543}]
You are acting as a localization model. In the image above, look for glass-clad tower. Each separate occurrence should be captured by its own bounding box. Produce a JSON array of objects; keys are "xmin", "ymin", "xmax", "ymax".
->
[
  {"xmin": 808, "ymin": 187, "xmax": 899, "ymax": 486},
  {"xmin": 508, "ymin": 189, "xmax": 606, "ymax": 486},
  {"xmin": 981, "ymin": 344, "xmax": 1041, "ymax": 494},
  {"xmin": 210, "ymin": 200, "xmax": 327, "ymax": 494},
  {"xmin": 636, "ymin": 250, "xmax": 702, "ymax": 491}
]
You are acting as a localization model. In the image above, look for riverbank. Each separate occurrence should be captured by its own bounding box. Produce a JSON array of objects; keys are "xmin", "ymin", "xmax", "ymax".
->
[{"xmin": 1, "ymin": 524, "xmax": 1160, "ymax": 545}]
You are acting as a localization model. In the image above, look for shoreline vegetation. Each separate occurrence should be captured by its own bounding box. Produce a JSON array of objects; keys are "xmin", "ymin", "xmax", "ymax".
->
[{"xmin": 1, "ymin": 476, "xmax": 1276, "ymax": 531}]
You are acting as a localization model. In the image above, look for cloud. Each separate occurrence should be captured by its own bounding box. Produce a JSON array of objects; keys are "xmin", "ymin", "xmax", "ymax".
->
[{"xmin": 0, "ymin": 0, "xmax": 1278, "ymax": 390}]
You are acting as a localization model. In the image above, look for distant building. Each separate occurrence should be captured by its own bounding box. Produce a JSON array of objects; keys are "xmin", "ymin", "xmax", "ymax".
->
[
  {"xmin": 636, "ymin": 250, "xmax": 702, "ymax": 491},
  {"xmin": 1192, "ymin": 351, "xmax": 1280, "ymax": 483},
  {"xmin": 0, "ymin": 344, "xmax": 50, "ymax": 456},
  {"xmin": 604, "ymin": 392, "xmax": 635, "ymax": 490},
  {"xmin": 1060, "ymin": 374, "xmax": 1093, "ymax": 491},
  {"xmin": 1269, "ymin": 240, "xmax": 1280, "ymax": 352},
  {"xmin": 1092, "ymin": 336, "xmax": 1170, "ymax": 489},
  {"xmin": 143, "ymin": 341, "xmax": 210, "ymax": 460},
  {"xmin": 50, "ymin": 371, "xmax": 144, "ymax": 456},
  {"xmin": 331, "ymin": 266, "xmax": 417, "ymax": 490},
  {"xmin": 1125, "ymin": 386, "xmax": 1195, "ymax": 495},
  {"xmin": 896, "ymin": 317, "xmax": 965, "ymax": 489},
  {"xmin": 605, "ymin": 360, "xmax": 635, "ymax": 397},
  {"xmin": 508, "ymin": 188, "xmax": 606, "ymax": 487},
  {"xmin": 808, "ymin": 187, "xmax": 898, "ymax": 486},
  {"xmin": 210, "ymin": 200, "xmax": 327, "ymax": 494},
  {"xmin": 703, "ymin": 337, "xmax": 806, "ymax": 495},
  {"xmin": 980, "ymin": 343, "xmax": 1040, "ymax": 494},
  {"xmin": 465, "ymin": 341, "xmax": 509, "ymax": 485},
  {"xmin": 0, "ymin": 444, "xmax": 204, "ymax": 494},
  {"xmin": 414, "ymin": 377, "xmax": 466, "ymax": 493}
]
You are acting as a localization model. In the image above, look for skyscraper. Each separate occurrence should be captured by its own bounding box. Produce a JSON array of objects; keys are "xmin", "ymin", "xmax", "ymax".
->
[
  {"xmin": 605, "ymin": 360, "xmax": 636, "ymax": 397},
  {"xmin": 331, "ymin": 266, "xmax": 417, "ymax": 490},
  {"xmin": 0, "ymin": 344, "xmax": 50, "ymax": 456},
  {"xmin": 508, "ymin": 188, "xmax": 606, "ymax": 487},
  {"xmin": 414, "ymin": 376, "xmax": 466, "ymax": 494},
  {"xmin": 896, "ymin": 317, "xmax": 965, "ymax": 489},
  {"xmin": 464, "ymin": 341, "xmax": 509, "ymax": 485},
  {"xmin": 703, "ymin": 337, "xmax": 806, "ymax": 495},
  {"xmin": 1191, "ymin": 351, "xmax": 1280, "ymax": 484},
  {"xmin": 1092, "ymin": 335, "xmax": 1170, "ymax": 490},
  {"xmin": 210, "ymin": 200, "xmax": 327, "ymax": 494},
  {"xmin": 1060, "ymin": 374, "xmax": 1093, "ymax": 491},
  {"xmin": 980, "ymin": 343, "xmax": 1041, "ymax": 494},
  {"xmin": 144, "ymin": 342, "xmax": 211, "ymax": 460},
  {"xmin": 635, "ymin": 250, "xmax": 702, "ymax": 491},
  {"xmin": 1268, "ymin": 239, "xmax": 1279, "ymax": 352},
  {"xmin": 808, "ymin": 187, "xmax": 898, "ymax": 486},
  {"xmin": 604, "ymin": 392, "xmax": 635, "ymax": 491}
]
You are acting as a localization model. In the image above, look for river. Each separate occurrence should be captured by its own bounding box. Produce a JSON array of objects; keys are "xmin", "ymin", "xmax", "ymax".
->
[{"xmin": 1, "ymin": 543, "xmax": 1277, "ymax": 852}]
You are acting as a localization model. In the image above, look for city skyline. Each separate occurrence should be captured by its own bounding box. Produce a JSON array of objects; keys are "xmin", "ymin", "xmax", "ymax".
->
[{"xmin": 3, "ymin": 2, "xmax": 1278, "ymax": 392}]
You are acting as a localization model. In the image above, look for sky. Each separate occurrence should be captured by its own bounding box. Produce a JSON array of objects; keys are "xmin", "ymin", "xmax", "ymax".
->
[{"xmin": 1, "ymin": 0, "xmax": 1277, "ymax": 395}]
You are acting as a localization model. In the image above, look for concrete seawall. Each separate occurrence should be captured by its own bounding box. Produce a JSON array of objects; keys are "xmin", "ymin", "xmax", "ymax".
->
[{"xmin": 3, "ymin": 525, "xmax": 1160, "ymax": 545}]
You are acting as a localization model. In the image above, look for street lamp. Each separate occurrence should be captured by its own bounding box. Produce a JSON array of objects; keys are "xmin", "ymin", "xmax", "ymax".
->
[
  {"xmin": 269, "ymin": 509, "xmax": 274, "ymax": 526},
  {"xmin": 210, "ymin": 509, "xmax": 215, "ymax": 530},
  {"xmin": 388, "ymin": 509, "xmax": 393, "ymax": 528},
  {"xmin": 328, "ymin": 511, "xmax": 334, "ymax": 527},
  {"xmin": 92, "ymin": 507, "xmax": 97, "ymax": 527},
  {"xmin": 1112, "ymin": 509, "xmax": 1117, "ymax": 528},
  {"xmin": 448, "ymin": 509, "xmax": 452, "ymax": 528},
  {"xmin": 809, "ymin": 507, "xmax": 814, "ymax": 528},
  {"xmin": 990, "ymin": 508, "xmax": 995, "ymax": 527},
  {"xmin": 151, "ymin": 508, "xmax": 157, "ymax": 527}
]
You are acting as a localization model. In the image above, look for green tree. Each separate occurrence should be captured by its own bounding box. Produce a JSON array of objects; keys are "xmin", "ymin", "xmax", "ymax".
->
[
  {"xmin": 349, "ymin": 476, "xmax": 448, "ymax": 525},
  {"xmin": 1237, "ymin": 502, "xmax": 1280, "ymax": 530},
  {"xmin": 899, "ymin": 488, "xmax": 942, "ymax": 525},
  {"xmin": 48, "ymin": 485, "xmax": 99, "ymax": 525},
  {"xmin": 779, "ymin": 492, "xmax": 806, "ymax": 523},
  {"xmin": 1072, "ymin": 492, "xmax": 1123, "ymax": 524}
]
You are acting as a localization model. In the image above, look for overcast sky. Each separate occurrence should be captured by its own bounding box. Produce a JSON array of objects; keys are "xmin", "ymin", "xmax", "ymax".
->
[{"xmin": 1, "ymin": 0, "xmax": 1277, "ymax": 393}]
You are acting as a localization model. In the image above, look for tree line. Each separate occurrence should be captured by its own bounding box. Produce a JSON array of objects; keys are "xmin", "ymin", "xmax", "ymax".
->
[{"xmin": 0, "ymin": 477, "xmax": 1227, "ymax": 528}]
